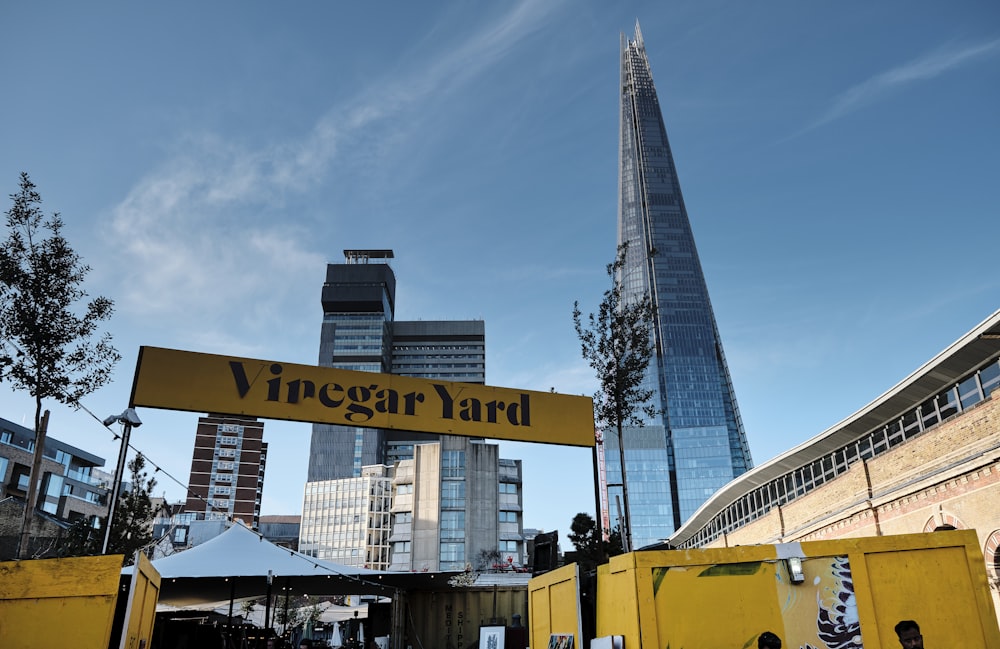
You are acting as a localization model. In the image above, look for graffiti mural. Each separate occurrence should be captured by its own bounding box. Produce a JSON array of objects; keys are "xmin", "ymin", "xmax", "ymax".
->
[{"xmin": 650, "ymin": 555, "xmax": 864, "ymax": 648}]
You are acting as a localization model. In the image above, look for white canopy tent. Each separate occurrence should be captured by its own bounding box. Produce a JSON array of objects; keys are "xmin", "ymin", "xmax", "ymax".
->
[{"xmin": 136, "ymin": 521, "xmax": 452, "ymax": 606}]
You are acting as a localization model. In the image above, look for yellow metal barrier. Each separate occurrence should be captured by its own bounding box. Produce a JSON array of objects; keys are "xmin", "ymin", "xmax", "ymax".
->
[
  {"xmin": 530, "ymin": 531, "xmax": 1000, "ymax": 649},
  {"xmin": 0, "ymin": 553, "xmax": 160, "ymax": 649}
]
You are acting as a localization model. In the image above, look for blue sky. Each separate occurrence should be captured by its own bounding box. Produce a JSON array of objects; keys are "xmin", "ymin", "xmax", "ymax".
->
[{"xmin": 1, "ymin": 1, "xmax": 998, "ymax": 547}]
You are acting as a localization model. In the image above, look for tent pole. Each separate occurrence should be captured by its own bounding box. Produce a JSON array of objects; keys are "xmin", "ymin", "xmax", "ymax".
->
[
  {"xmin": 227, "ymin": 578, "xmax": 236, "ymax": 644},
  {"xmin": 265, "ymin": 570, "xmax": 273, "ymax": 644}
]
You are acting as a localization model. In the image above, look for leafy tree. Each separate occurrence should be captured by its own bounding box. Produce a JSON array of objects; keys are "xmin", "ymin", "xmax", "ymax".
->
[
  {"xmin": 567, "ymin": 512, "xmax": 624, "ymax": 570},
  {"xmin": 274, "ymin": 601, "xmax": 301, "ymax": 634},
  {"xmin": 300, "ymin": 596, "xmax": 323, "ymax": 631},
  {"xmin": 104, "ymin": 453, "xmax": 158, "ymax": 564},
  {"xmin": 0, "ymin": 172, "xmax": 120, "ymax": 557},
  {"xmin": 573, "ymin": 242, "xmax": 657, "ymax": 552}
]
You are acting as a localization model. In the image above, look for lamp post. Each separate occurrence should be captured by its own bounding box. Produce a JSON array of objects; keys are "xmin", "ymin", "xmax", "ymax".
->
[{"xmin": 101, "ymin": 408, "xmax": 142, "ymax": 555}]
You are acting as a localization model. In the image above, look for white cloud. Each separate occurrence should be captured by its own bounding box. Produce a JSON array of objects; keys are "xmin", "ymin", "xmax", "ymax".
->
[
  {"xmin": 801, "ymin": 37, "xmax": 1000, "ymax": 133},
  {"xmin": 103, "ymin": 0, "xmax": 565, "ymax": 346}
]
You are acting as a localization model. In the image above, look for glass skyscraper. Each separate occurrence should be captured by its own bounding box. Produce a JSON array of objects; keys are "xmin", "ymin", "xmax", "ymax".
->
[{"xmin": 610, "ymin": 24, "xmax": 753, "ymax": 548}]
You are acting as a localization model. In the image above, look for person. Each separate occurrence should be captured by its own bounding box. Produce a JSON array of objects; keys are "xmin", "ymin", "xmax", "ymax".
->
[
  {"xmin": 758, "ymin": 631, "xmax": 782, "ymax": 649},
  {"xmin": 894, "ymin": 620, "xmax": 924, "ymax": 649}
]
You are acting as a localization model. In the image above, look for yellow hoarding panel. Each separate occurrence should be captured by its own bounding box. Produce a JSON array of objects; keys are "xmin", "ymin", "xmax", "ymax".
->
[
  {"xmin": 864, "ymin": 543, "xmax": 995, "ymax": 649},
  {"xmin": 0, "ymin": 554, "xmax": 124, "ymax": 649},
  {"xmin": 119, "ymin": 552, "xmax": 161, "ymax": 649},
  {"xmin": 528, "ymin": 563, "xmax": 584, "ymax": 649},
  {"xmin": 586, "ymin": 531, "xmax": 1000, "ymax": 649},
  {"xmin": 130, "ymin": 346, "xmax": 595, "ymax": 446}
]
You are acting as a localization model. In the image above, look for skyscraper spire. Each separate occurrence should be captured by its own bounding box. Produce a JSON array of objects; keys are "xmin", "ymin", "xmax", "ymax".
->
[{"xmin": 610, "ymin": 25, "xmax": 753, "ymax": 547}]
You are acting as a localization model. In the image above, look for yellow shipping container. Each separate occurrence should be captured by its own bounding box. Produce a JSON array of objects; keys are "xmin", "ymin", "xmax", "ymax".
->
[
  {"xmin": 0, "ymin": 553, "xmax": 159, "ymax": 649},
  {"xmin": 529, "ymin": 530, "xmax": 1000, "ymax": 649}
]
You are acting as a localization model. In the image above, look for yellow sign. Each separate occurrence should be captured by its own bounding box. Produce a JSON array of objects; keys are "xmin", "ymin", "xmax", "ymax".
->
[{"xmin": 130, "ymin": 346, "xmax": 595, "ymax": 447}]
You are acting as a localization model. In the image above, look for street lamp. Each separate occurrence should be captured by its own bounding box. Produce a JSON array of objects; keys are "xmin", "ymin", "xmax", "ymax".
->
[{"xmin": 101, "ymin": 408, "xmax": 142, "ymax": 555}]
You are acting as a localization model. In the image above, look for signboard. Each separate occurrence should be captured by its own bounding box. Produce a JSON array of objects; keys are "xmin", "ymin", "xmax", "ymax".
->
[{"xmin": 130, "ymin": 346, "xmax": 595, "ymax": 447}]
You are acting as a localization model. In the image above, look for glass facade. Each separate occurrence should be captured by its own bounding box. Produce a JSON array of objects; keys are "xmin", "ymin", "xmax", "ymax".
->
[{"xmin": 613, "ymin": 24, "xmax": 753, "ymax": 547}]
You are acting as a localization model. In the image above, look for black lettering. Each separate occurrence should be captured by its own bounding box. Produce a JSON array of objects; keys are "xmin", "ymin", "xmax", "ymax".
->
[
  {"xmin": 375, "ymin": 388, "xmax": 399, "ymax": 414},
  {"xmin": 345, "ymin": 385, "xmax": 376, "ymax": 422},
  {"xmin": 229, "ymin": 361, "xmax": 251, "ymax": 398},
  {"xmin": 485, "ymin": 400, "xmax": 503, "ymax": 423},
  {"xmin": 507, "ymin": 393, "xmax": 531, "ymax": 426},
  {"xmin": 459, "ymin": 397, "xmax": 482, "ymax": 422},
  {"xmin": 403, "ymin": 391, "xmax": 425, "ymax": 415},
  {"xmin": 286, "ymin": 379, "xmax": 316, "ymax": 404},
  {"xmin": 434, "ymin": 384, "xmax": 455, "ymax": 419},
  {"xmin": 319, "ymin": 383, "xmax": 344, "ymax": 408},
  {"xmin": 266, "ymin": 363, "xmax": 283, "ymax": 401}
]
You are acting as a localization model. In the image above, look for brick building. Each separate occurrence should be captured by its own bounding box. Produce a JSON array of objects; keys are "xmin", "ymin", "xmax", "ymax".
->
[
  {"xmin": 183, "ymin": 414, "xmax": 267, "ymax": 528},
  {"xmin": 0, "ymin": 416, "xmax": 111, "ymax": 558}
]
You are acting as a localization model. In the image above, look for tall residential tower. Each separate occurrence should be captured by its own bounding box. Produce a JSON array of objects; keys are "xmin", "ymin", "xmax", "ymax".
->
[{"xmin": 611, "ymin": 24, "xmax": 753, "ymax": 547}]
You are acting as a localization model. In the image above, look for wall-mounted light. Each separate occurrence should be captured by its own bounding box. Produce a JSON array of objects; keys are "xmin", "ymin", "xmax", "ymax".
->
[{"xmin": 787, "ymin": 556, "xmax": 805, "ymax": 584}]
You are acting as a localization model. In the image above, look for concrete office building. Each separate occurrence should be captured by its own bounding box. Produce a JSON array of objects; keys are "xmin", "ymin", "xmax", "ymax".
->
[
  {"xmin": 299, "ymin": 465, "xmax": 392, "ymax": 568},
  {"xmin": 387, "ymin": 439, "xmax": 524, "ymax": 572},
  {"xmin": 611, "ymin": 24, "xmax": 753, "ymax": 547}
]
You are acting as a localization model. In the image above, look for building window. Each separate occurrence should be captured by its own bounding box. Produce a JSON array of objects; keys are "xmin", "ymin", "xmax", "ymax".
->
[
  {"xmin": 441, "ymin": 481, "xmax": 465, "ymax": 509},
  {"xmin": 396, "ymin": 483, "xmax": 413, "ymax": 495},
  {"xmin": 394, "ymin": 512, "xmax": 412, "ymax": 524},
  {"xmin": 499, "ymin": 482, "xmax": 517, "ymax": 494},
  {"xmin": 442, "ymin": 451, "xmax": 465, "ymax": 478},
  {"xmin": 499, "ymin": 511, "xmax": 518, "ymax": 523},
  {"xmin": 499, "ymin": 540, "xmax": 519, "ymax": 552},
  {"xmin": 440, "ymin": 541, "xmax": 465, "ymax": 569},
  {"xmin": 441, "ymin": 511, "xmax": 465, "ymax": 539},
  {"xmin": 393, "ymin": 541, "xmax": 411, "ymax": 553}
]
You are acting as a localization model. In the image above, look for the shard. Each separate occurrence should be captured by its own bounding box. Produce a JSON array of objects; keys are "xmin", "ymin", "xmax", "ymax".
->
[{"xmin": 610, "ymin": 23, "xmax": 753, "ymax": 547}]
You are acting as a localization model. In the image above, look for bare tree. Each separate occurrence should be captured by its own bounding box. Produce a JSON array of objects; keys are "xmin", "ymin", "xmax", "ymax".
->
[
  {"xmin": 0, "ymin": 172, "xmax": 120, "ymax": 558},
  {"xmin": 573, "ymin": 243, "xmax": 657, "ymax": 552}
]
